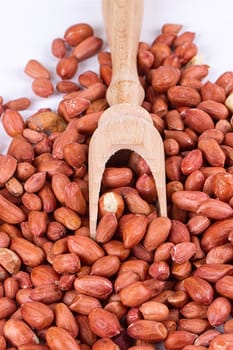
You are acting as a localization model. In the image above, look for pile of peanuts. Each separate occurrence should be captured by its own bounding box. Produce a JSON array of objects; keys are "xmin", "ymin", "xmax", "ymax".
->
[{"xmin": 0, "ymin": 21, "xmax": 233, "ymax": 350}]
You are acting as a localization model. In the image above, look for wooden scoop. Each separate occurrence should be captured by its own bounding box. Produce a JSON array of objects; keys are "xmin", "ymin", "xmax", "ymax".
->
[{"xmin": 88, "ymin": 0, "xmax": 167, "ymax": 238}]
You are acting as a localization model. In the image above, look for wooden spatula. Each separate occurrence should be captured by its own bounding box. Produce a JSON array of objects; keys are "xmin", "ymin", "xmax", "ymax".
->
[{"xmin": 88, "ymin": 0, "xmax": 167, "ymax": 239}]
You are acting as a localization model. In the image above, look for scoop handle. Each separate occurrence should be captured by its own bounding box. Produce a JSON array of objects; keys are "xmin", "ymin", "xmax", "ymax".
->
[{"xmin": 102, "ymin": 0, "xmax": 145, "ymax": 106}]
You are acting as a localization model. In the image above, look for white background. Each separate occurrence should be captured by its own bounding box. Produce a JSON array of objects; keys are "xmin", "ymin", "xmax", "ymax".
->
[
  {"xmin": 0, "ymin": 0, "xmax": 233, "ymax": 154},
  {"xmin": 0, "ymin": 1, "xmax": 230, "ymax": 348}
]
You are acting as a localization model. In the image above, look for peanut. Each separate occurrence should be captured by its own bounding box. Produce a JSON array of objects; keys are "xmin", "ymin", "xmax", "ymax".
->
[
  {"xmin": 46, "ymin": 326, "xmax": 81, "ymax": 350},
  {"xmin": 88, "ymin": 308, "xmax": 121, "ymax": 338},
  {"xmin": 21, "ymin": 301, "xmax": 54, "ymax": 330},
  {"xmin": 24, "ymin": 59, "xmax": 51, "ymax": 79}
]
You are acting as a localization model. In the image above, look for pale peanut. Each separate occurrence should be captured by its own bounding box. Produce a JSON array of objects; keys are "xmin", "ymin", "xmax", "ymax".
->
[
  {"xmin": 32, "ymin": 78, "xmax": 54, "ymax": 98},
  {"xmin": 24, "ymin": 59, "xmax": 50, "ymax": 79}
]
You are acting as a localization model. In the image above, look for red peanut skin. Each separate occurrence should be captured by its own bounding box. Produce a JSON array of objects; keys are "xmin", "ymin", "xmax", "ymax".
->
[
  {"xmin": 201, "ymin": 218, "xmax": 233, "ymax": 252},
  {"xmin": 181, "ymin": 108, "xmax": 215, "ymax": 132},
  {"xmin": 207, "ymin": 297, "xmax": 231, "ymax": 326},
  {"xmin": 143, "ymin": 217, "xmax": 171, "ymax": 251},
  {"xmin": 88, "ymin": 308, "xmax": 121, "ymax": 338},
  {"xmin": 46, "ymin": 326, "xmax": 81, "ymax": 350},
  {"xmin": 54, "ymin": 303, "xmax": 79, "ymax": 338},
  {"xmin": 181, "ymin": 149, "xmax": 203, "ymax": 175},
  {"xmin": 3, "ymin": 319, "xmax": 38, "ymax": 347},
  {"xmin": 209, "ymin": 333, "xmax": 233, "ymax": 349},
  {"xmin": 172, "ymin": 190, "xmax": 209, "ymax": 212},
  {"xmin": 183, "ymin": 276, "xmax": 214, "ymax": 305},
  {"xmin": 164, "ymin": 330, "xmax": 197, "ymax": 349}
]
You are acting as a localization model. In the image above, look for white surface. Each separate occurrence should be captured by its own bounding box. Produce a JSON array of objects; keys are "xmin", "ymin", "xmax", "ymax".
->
[{"xmin": 0, "ymin": 0, "xmax": 232, "ymax": 154}]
